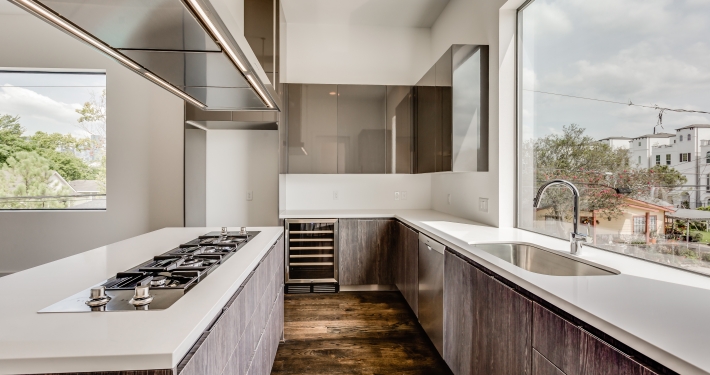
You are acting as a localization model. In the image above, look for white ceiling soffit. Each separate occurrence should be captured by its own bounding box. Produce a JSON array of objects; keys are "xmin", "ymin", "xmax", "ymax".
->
[
  {"xmin": 281, "ymin": 0, "xmax": 450, "ymax": 28},
  {"xmin": 0, "ymin": 0, "xmax": 27, "ymax": 14}
]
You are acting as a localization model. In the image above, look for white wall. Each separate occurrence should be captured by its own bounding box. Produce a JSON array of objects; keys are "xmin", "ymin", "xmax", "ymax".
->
[
  {"xmin": 427, "ymin": 0, "xmax": 520, "ymax": 227},
  {"xmin": 206, "ymin": 130, "xmax": 279, "ymax": 226},
  {"xmin": 185, "ymin": 128, "xmax": 207, "ymax": 227},
  {"xmin": 284, "ymin": 23, "xmax": 431, "ymax": 85},
  {"xmin": 282, "ymin": 174, "xmax": 431, "ymax": 210},
  {"xmin": 0, "ymin": 14, "xmax": 185, "ymax": 273}
]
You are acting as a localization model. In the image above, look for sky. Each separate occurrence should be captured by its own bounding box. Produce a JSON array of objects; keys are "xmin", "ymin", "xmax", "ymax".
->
[
  {"xmin": 520, "ymin": 0, "xmax": 710, "ymax": 141},
  {"xmin": 0, "ymin": 71, "xmax": 106, "ymax": 139}
]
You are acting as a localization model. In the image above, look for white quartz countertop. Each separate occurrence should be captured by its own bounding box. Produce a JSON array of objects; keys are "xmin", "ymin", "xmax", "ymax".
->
[
  {"xmin": 281, "ymin": 209, "xmax": 710, "ymax": 375},
  {"xmin": 0, "ymin": 226, "xmax": 283, "ymax": 375}
]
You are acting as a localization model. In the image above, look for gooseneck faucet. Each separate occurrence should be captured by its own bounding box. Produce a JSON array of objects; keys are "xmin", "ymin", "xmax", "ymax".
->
[{"xmin": 533, "ymin": 179, "xmax": 587, "ymax": 255}]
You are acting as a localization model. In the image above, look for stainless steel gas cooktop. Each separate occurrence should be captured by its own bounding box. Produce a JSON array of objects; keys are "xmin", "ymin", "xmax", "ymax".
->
[{"xmin": 39, "ymin": 228, "xmax": 259, "ymax": 313}]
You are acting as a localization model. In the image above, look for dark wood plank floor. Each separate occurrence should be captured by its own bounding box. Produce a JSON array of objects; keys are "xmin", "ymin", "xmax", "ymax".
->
[{"xmin": 271, "ymin": 291, "xmax": 453, "ymax": 375}]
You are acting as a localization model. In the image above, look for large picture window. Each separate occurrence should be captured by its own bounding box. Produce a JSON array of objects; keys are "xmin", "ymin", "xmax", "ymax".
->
[
  {"xmin": 0, "ymin": 70, "xmax": 106, "ymax": 210},
  {"xmin": 517, "ymin": 1, "xmax": 710, "ymax": 275}
]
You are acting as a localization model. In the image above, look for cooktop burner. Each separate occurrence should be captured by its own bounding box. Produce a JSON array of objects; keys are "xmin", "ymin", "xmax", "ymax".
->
[{"xmin": 39, "ymin": 228, "xmax": 260, "ymax": 313}]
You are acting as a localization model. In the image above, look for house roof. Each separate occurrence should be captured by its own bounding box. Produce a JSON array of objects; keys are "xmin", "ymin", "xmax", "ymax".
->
[
  {"xmin": 599, "ymin": 136, "xmax": 631, "ymax": 141},
  {"xmin": 676, "ymin": 124, "xmax": 710, "ymax": 130},
  {"xmin": 631, "ymin": 133, "xmax": 675, "ymax": 140},
  {"xmin": 624, "ymin": 197, "xmax": 674, "ymax": 213},
  {"xmin": 68, "ymin": 180, "xmax": 101, "ymax": 193},
  {"xmin": 666, "ymin": 208, "xmax": 710, "ymax": 220}
]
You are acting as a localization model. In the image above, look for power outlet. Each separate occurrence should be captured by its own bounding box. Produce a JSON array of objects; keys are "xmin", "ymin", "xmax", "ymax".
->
[
  {"xmin": 479, "ymin": 197, "xmax": 489, "ymax": 212},
  {"xmin": 394, "ymin": 191, "xmax": 401, "ymax": 201},
  {"xmin": 246, "ymin": 191, "xmax": 253, "ymax": 201},
  {"xmin": 401, "ymin": 191, "xmax": 407, "ymax": 200},
  {"xmin": 333, "ymin": 191, "xmax": 339, "ymax": 200}
]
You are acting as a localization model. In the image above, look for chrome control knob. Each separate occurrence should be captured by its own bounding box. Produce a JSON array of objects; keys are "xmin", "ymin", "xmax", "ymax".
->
[
  {"xmin": 221, "ymin": 227, "xmax": 228, "ymax": 236},
  {"xmin": 85, "ymin": 285, "xmax": 111, "ymax": 307},
  {"xmin": 129, "ymin": 285, "xmax": 154, "ymax": 306},
  {"xmin": 239, "ymin": 227, "xmax": 248, "ymax": 235}
]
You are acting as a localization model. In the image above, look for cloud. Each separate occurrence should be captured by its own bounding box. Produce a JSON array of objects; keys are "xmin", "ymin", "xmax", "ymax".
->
[
  {"xmin": 523, "ymin": 1, "xmax": 572, "ymax": 37},
  {"xmin": 567, "ymin": 0, "xmax": 675, "ymax": 35},
  {"xmin": 0, "ymin": 85, "xmax": 83, "ymax": 135},
  {"xmin": 541, "ymin": 41, "xmax": 710, "ymax": 106}
]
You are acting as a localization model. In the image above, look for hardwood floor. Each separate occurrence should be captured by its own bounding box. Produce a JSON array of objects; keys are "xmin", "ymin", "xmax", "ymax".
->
[{"xmin": 271, "ymin": 291, "xmax": 452, "ymax": 375}]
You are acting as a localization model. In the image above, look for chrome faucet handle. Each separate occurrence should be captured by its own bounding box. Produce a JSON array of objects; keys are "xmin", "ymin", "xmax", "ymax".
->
[{"xmin": 570, "ymin": 232, "xmax": 588, "ymax": 254}]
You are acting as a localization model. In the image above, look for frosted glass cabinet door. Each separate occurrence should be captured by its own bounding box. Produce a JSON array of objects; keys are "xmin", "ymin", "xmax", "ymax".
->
[
  {"xmin": 337, "ymin": 85, "xmax": 387, "ymax": 174},
  {"xmin": 287, "ymin": 84, "xmax": 338, "ymax": 174}
]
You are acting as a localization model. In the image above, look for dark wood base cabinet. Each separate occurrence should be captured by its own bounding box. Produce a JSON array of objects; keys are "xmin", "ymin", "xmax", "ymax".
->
[
  {"xmin": 444, "ymin": 249, "xmax": 668, "ymax": 375},
  {"xmin": 532, "ymin": 303, "xmax": 659, "ymax": 375},
  {"xmin": 394, "ymin": 221, "xmax": 418, "ymax": 316},
  {"xmin": 338, "ymin": 219, "xmax": 396, "ymax": 286},
  {"xmin": 179, "ymin": 235, "xmax": 285, "ymax": 375},
  {"xmin": 443, "ymin": 250, "xmax": 531, "ymax": 375}
]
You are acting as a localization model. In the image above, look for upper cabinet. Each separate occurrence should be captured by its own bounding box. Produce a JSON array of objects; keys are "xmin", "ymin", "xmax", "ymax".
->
[
  {"xmin": 282, "ymin": 44, "xmax": 488, "ymax": 174},
  {"xmin": 337, "ymin": 86, "xmax": 387, "ymax": 173},
  {"xmin": 287, "ymin": 84, "xmax": 338, "ymax": 174},
  {"xmin": 415, "ymin": 45, "xmax": 489, "ymax": 173}
]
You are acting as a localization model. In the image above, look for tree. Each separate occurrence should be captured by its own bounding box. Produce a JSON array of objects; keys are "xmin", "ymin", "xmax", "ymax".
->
[
  {"xmin": 75, "ymin": 89, "xmax": 106, "ymax": 139},
  {"xmin": 0, "ymin": 151, "xmax": 73, "ymax": 209},
  {"xmin": 0, "ymin": 114, "xmax": 32, "ymax": 166},
  {"xmin": 28, "ymin": 132, "xmax": 96, "ymax": 181},
  {"xmin": 534, "ymin": 124, "xmax": 686, "ymax": 222}
]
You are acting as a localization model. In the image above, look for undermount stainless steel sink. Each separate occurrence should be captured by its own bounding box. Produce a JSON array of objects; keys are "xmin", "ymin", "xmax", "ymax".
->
[{"xmin": 473, "ymin": 243, "xmax": 620, "ymax": 276}]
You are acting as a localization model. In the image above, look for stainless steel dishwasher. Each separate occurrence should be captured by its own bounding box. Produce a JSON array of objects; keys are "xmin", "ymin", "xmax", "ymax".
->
[{"xmin": 418, "ymin": 233, "xmax": 445, "ymax": 356}]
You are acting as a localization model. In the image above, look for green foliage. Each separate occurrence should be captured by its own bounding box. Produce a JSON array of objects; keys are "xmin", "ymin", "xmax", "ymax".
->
[
  {"xmin": 534, "ymin": 124, "xmax": 686, "ymax": 221},
  {"xmin": 0, "ymin": 110, "xmax": 106, "ymax": 207},
  {"xmin": 692, "ymin": 233, "xmax": 704, "ymax": 242},
  {"xmin": 0, "ymin": 151, "xmax": 74, "ymax": 209},
  {"xmin": 27, "ymin": 131, "xmax": 97, "ymax": 181},
  {"xmin": 39, "ymin": 149, "xmax": 97, "ymax": 181},
  {"xmin": 0, "ymin": 114, "xmax": 32, "ymax": 166},
  {"xmin": 75, "ymin": 89, "xmax": 106, "ymax": 140}
]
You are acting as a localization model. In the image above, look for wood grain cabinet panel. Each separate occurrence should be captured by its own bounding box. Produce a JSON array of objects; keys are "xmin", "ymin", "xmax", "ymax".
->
[
  {"xmin": 443, "ymin": 250, "xmax": 531, "ymax": 375},
  {"xmin": 533, "ymin": 303, "xmax": 582, "ymax": 375},
  {"xmin": 533, "ymin": 349, "xmax": 565, "ymax": 375},
  {"xmin": 394, "ymin": 222, "xmax": 405, "ymax": 293},
  {"xmin": 403, "ymin": 223, "xmax": 418, "ymax": 315},
  {"xmin": 338, "ymin": 219, "xmax": 395, "ymax": 286},
  {"xmin": 532, "ymin": 302, "xmax": 659, "ymax": 375}
]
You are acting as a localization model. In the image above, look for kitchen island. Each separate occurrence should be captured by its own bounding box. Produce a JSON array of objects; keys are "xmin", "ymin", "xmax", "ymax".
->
[
  {"xmin": 281, "ymin": 209, "xmax": 710, "ymax": 375},
  {"xmin": 0, "ymin": 226, "xmax": 284, "ymax": 375}
]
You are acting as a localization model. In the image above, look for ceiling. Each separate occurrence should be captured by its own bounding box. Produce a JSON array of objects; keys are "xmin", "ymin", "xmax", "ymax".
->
[
  {"xmin": 280, "ymin": 0, "xmax": 450, "ymax": 28},
  {"xmin": 0, "ymin": 1, "xmax": 28, "ymax": 14}
]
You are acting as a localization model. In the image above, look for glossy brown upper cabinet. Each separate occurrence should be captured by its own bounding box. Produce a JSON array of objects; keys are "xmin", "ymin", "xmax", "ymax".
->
[
  {"xmin": 415, "ymin": 45, "xmax": 489, "ymax": 173},
  {"xmin": 282, "ymin": 44, "xmax": 486, "ymax": 174},
  {"xmin": 284, "ymin": 84, "xmax": 411, "ymax": 174},
  {"xmin": 286, "ymin": 84, "xmax": 338, "ymax": 174},
  {"xmin": 386, "ymin": 86, "xmax": 415, "ymax": 174},
  {"xmin": 337, "ymin": 86, "xmax": 387, "ymax": 173}
]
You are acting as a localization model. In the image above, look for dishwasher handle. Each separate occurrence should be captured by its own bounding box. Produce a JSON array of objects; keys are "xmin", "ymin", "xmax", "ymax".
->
[{"xmin": 419, "ymin": 233, "xmax": 445, "ymax": 254}]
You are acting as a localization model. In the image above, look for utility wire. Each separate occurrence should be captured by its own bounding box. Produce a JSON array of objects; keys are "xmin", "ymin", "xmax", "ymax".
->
[{"xmin": 524, "ymin": 89, "xmax": 710, "ymax": 129}]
